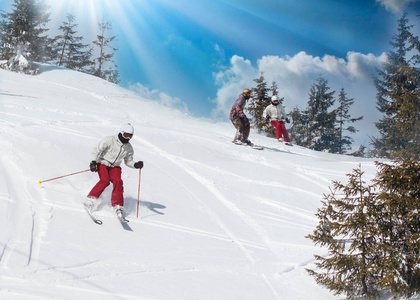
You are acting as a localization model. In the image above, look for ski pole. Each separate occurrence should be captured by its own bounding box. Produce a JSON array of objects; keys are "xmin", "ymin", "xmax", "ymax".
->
[
  {"xmin": 38, "ymin": 169, "xmax": 90, "ymax": 185},
  {"xmin": 137, "ymin": 168, "xmax": 142, "ymax": 218},
  {"xmin": 252, "ymin": 118, "xmax": 269, "ymax": 128}
]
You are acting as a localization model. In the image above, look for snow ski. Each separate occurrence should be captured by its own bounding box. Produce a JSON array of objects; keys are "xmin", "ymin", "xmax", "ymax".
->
[{"xmin": 84, "ymin": 204, "xmax": 103, "ymax": 225}]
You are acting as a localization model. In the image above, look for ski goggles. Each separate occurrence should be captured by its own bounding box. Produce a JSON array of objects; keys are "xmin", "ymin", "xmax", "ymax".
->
[{"xmin": 122, "ymin": 132, "xmax": 133, "ymax": 139}]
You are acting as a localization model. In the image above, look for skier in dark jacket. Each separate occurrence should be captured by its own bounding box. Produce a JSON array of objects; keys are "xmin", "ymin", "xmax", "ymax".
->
[{"xmin": 230, "ymin": 89, "xmax": 253, "ymax": 145}]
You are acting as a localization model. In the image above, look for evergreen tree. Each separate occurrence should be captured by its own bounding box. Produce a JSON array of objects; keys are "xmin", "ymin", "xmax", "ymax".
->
[
  {"xmin": 307, "ymin": 165, "xmax": 382, "ymax": 299},
  {"xmin": 0, "ymin": 0, "xmax": 50, "ymax": 73},
  {"xmin": 270, "ymin": 79, "xmax": 280, "ymax": 102},
  {"xmin": 246, "ymin": 72, "xmax": 272, "ymax": 132},
  {"xmin": 308, "ymin": 161, "xmax": 420, "ymax": 298},
  {"xmin": 373, "ymin": 13, "xmax": 420, "ymax": 161},
  {"xmin": 373, "ymin": 160, "xmax": 420, "ymax": 297},
  {"xmin": 305, "ymin": 77, "xmax": 337, "ymax": 152},
  {"xmin": 336, "ymin": 88, "xmax": 363, "ymax": 154},
  {"xmin": 55, "ymin": 11, "xmax": 93, "ymax": 72},
  {"xmin": 348, "ymin": 145, "xmax": 367, "ymax": 158},
  {"xmin": 288, "ymin": 107, "xmax": 309, "ymax": 146},
  {"xmin": 91, "ymin": 20, "xmax": 119, "ymax": 83}
]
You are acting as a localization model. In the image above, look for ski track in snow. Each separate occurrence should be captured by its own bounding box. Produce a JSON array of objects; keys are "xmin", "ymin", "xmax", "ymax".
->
[
  {"xmin": 141, "ymin": 219, "xmax": 268, "ymax": 250},
  {"xmin": 139, "ymin": 137, "xmax": 259, "ymax": 263},
  {"xmin": 138, "ymin": 136, "xmax": 287, "ymax": 298},
  {"xmin": 0, "ymin": 137, "xmax": 44, "ymax": 271}
]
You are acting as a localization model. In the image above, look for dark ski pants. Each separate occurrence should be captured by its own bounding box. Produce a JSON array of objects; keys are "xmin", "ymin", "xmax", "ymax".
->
[
  {"xmin": 87, "ymin": 164, "xmax": 124, "ymax": 207},
  {"xmin": 232, "ymin": 117, "xmax": 250, "ymax": 142},
  {"xmin": 271, "ymin": 120, "xmax": 290, "ymax": 142}
]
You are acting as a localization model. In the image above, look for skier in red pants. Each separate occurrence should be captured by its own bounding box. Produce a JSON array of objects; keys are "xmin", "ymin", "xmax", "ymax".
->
[
  {"xmin": 263, "ymin": 96, "xmax": 293, "ymax": 146},
  {"xmin": 85, "ymin": 123, "xmax": 143, "ymax": 218}
]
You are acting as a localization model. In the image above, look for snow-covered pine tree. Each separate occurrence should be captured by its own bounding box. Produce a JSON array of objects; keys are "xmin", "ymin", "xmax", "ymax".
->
[
  {"xmin": 373, "ymin": 13, "xmax": 420, "ymax": 161},
  {"xmin": 307, "ymin": 165, "xmax": 382, "ymax": 299},
  {"xmin": 288, "ymin": 106, "xmax": 309, "ymax": 146},
  {"xmin": 270, "ymin": 79, "xmax": 280, "ymax": 102},
  {"xmin": 246, "ymin": 72, "xmax": 273, "ymax": 132},
  {"xmin": 373, "ymin": 160, "xmax": 420, "ymax": 298},
  {"xmin": 54, "ymin": 11, "xmax": 93, "ymax": 72},
  {"xmin": 335, "ymin": 88, "xmax": 363, "ymax": 154},
  {"xmin": 0, "ymin": 0, "xmax": 50, "ymax": 74},
  {"xmin": 305, "ymin": 77, "xmax": 337, "ymax": 152},
  {"xmin": 91, "ymin": 20, "xmax": 120, "ymax": 84}
]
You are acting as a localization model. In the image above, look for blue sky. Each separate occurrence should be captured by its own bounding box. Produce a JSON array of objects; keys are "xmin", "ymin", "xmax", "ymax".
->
[{"xmin": 1, "ymin": 0, "xmax": 420, "ymax": 145}]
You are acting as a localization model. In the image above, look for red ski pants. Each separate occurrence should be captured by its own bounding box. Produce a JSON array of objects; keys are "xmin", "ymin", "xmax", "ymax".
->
[
  {"xmin": 87, "ymin": 164, "xmax": 124, "ymax": 207},
  {"xmin": 271, "ymin": 120, "xmax": 290, "ymax": 142}
]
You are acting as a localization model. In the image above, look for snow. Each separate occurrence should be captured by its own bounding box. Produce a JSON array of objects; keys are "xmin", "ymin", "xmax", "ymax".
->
[{"xmin": 0, "ymin": 66, "xmax": 379, "ymax": 299}]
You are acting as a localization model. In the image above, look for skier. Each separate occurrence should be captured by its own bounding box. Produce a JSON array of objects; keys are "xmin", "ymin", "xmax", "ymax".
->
[
  {"xmin": 85, "ymin": 123, "xmax": 144, "ymax": 219},
  {"xmin": 230, "ymin": 88, "xmax": 253, "ymax": 146},
  {"xmin": 263, "ymin": 96, "xmax": 292, "ymax": 146}
]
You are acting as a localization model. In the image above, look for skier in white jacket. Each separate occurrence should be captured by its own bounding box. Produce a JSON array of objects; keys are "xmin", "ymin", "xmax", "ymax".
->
[
  {"xmin": 263, "ymin": 96, "xmax": 292, "ymax": 145},
  {"xmin": 85, "ymin": 123, "xmax": 143, "ymax": 217}
]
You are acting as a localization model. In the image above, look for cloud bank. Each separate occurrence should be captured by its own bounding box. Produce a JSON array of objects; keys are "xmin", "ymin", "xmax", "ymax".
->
[
  {"xmin": 212, "ymin": 51, "xmax": 388, "ymax": 147},
  {"xmin": 128, "ymin": 82, "xmax": 189, "ymax": 114},
  {"xmin": 376, "ymin": 0, "xmax": 420, "ymax": 13}
]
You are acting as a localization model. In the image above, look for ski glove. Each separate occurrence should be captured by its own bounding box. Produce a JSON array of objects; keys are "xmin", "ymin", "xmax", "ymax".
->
[
  {"xmin": 90, "ymin": 161, "xmax": 98, "ymax": 172},
  {"xmin": 285, "ymin": 118, "xmax": 290, "ymax": 123},
  {"xmin": 134, "ymin": 161, "xmax": 144, "ymax": 169}
]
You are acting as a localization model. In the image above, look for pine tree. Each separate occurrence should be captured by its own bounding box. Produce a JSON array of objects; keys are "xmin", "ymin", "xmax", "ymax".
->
[
  {"xmin": 288, "ymin": 107, "xmax": 309, "ymax": 146},
  {"xmin": 348, "ymin": 145, "xmax": 367, "ymax": 157},
  {"xmin": 373, "ymin": 160, "xmax": 420, "ymax": 297},
  {"xmin": 0, "ymin": 0, "xmax": 50, "ymax": 73},
  {"xmin": 91, "ymin": 20, "xmax": 119, "ymax": 83},
  {"xmin": 54, "ymin": 11, "xmax": 92, "ymax": 72},
  {"xmin": 270, "ymin": 79, "xmax": 280, "ymax": 102},
  {"xmin": 246, "ymin": 72, "xmax": 272, "ymax": 132},
  {"xmin": 373, "ymin": 13, "xmax": 420, "ymax": 161},
  {"xmin": 308, "ymin": 160, "xmax": 420, "ymax": 298},
  {"xmin": 336, "ymin": 88, "xmax": 363, "ymax": 154},
  {"xmin": 305, "ymin": 77, "xmax": 337, "ymax": 152},
  {"xmin": 307, "ymin": 165, "xmax": 382, "ymax": 299}
]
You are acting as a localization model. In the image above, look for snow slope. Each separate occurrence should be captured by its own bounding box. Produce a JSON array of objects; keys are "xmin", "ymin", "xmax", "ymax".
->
[{"xmin": 0, "ymin": 66, "xmax": 379, "ymax": 299}]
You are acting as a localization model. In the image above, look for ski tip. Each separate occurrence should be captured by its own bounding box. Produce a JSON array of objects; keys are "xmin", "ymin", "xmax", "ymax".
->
[
  {"xmin": 95, "ymin": 219, "xmax": 103, "ymax": 225},
  {"xmin": 38, "ymin": 180, "xmax": 42, "ymax": 186}
]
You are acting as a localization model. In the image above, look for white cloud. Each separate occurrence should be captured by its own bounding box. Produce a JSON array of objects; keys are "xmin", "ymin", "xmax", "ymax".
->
[
  {"xmin": 128, "ymin": 82, "xmax": 189, "ymax": 114},
  {"xmin": 376, "ymin": 0, "xmax": 420, "ymax": 13},
  {"xmin": 212, "ymin": 51, "xmax": 388, "ymax": 147},
  {"xmin": 211, "ymin": 55, "xmax": 258, "ymax": 118}
]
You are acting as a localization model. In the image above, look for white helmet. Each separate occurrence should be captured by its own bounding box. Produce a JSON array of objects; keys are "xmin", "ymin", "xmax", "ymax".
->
[
  {"xmin": 120, "ymin": 123, "xmax": 134, "ymax": 135},
  {"xmin": 271, "ymin": 95, "xmax": 278, "ymax": 101}
]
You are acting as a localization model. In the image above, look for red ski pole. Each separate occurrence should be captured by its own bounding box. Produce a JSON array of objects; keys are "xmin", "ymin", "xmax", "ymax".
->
[
  {"xmin": 38, "ymin": 169, "xmax": 90, "ymax": 185},
  {"xmin": 137, "ymin": 169, "xmax": 142, "ymax": 218}
]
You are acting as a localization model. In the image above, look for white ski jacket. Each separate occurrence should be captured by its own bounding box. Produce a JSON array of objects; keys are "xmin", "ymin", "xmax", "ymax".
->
[
  {"xmin": 91, "ymin": 135, "xmax": 136, "ymax": 168},
  {"xmin": 263, "ymin": 104, "xmax": 287, "ymax": 121}
]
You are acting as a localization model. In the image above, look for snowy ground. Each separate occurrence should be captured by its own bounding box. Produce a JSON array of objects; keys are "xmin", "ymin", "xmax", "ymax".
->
[{"xmin": 0, "ymin": 66, "xmax": 381, "ymax": 299}]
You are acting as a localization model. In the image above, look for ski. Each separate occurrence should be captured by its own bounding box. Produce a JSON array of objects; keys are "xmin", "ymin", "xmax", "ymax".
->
[
  {"xmin": 116, "ymin": 211, "xmax": 133, "ymax": 231},
  {"xmin": 117, "ymin": 212, "xmax": 129, "ymax": 223},
  {"xmin": 232, "ymin": 141, "xmax": 264, "ymax": 150},
  {"xmin": 84, "ymin": 205, "xmax": 103, "ymax": 225},
  {"xmin": 251, "ymin": 145, "xmax": 264, "ymax": 150}
]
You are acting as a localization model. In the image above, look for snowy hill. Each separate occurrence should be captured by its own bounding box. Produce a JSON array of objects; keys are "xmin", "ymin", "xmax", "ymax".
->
[{"xmin": 0, "ymin": 66, "xmax": 379, "ymax": 300}]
